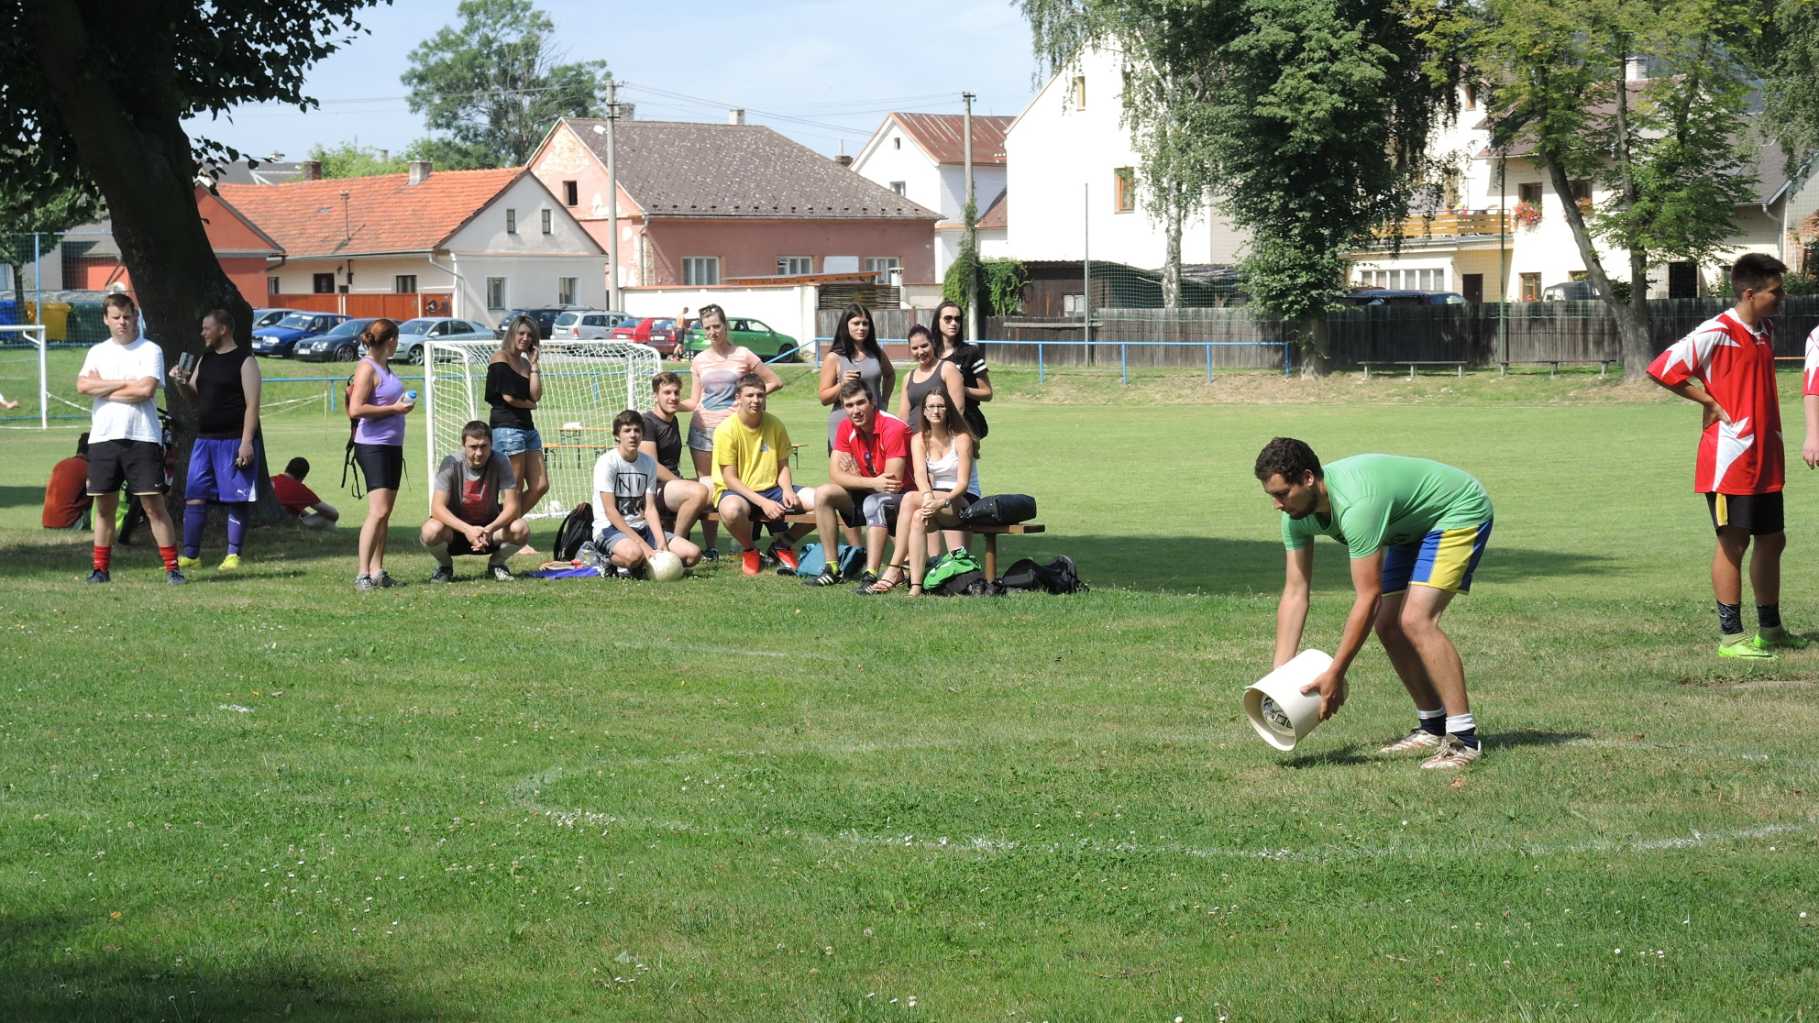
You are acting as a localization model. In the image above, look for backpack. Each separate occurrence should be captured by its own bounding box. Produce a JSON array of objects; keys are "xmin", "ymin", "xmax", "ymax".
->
[
  {"xmin": 959, "ymin": 493, "xmax": 1037, "ymax": 527},
  {"xmin": 553, "ymin": 502, "xmax": 595, "ymax": 561},
  {"xmin": 922, "ymin": 548, "xmax": 1002, "ymax": 596},
  {"xmin": 999, "ymin": 555, "xmax": 1088, "ymax": 595},
  {"xmin": 792, "ymin": 542, "xmax": 865, "ymax": 579},
  {"xmin": 339, "ymin": 373, "xmax": 362, "ymax": 496}
]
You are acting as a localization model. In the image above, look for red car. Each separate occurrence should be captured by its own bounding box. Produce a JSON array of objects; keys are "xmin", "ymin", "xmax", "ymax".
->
[{"xmin": 608, "ymin": 316, "xmax": 681, "ymax": 356}]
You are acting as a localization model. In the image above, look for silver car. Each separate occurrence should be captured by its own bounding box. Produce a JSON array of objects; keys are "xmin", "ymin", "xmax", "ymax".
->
[
  {"xmin": 550, "ymin": 309, "xmax": 633, "ymax": 339},
  {"xmin": 395, "ymin": 317, "xmax": 499, "ymax": 364}
]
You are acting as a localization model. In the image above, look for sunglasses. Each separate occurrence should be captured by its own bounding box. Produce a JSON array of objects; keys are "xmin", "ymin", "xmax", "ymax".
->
[{"xmin": 940, "ymin": 315, "xmax": 960, "ymax": 322}]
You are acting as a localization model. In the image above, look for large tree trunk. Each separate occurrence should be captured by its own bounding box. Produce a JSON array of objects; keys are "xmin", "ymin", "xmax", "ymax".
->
[
  {"xmin": 27, "ymin": 3, "xmax": 279, "ymax": 521},
  {"xmin": 1297, "ymin": 313, "xmax": 1333, "ymax": 377},
  {"xmin": 1543, "ymin": 155, "xmax": 1652, "ymax": 378}
]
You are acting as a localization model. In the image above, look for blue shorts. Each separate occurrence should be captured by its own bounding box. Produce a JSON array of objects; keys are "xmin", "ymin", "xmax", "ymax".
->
[
  {"xmin": 1381, "ymin": 519, "xmax": 1493, "ymax": 595},
  {"xmin": 186, "ymin": 437, "xmax": 259, "ymax": 503},
  {"xmin": 598, "ymin": 523, "xmax": 657, "ymax": 550},
  {"xmin": 491, "ymin": 426, "xmax": 543, "ymax": 456}
]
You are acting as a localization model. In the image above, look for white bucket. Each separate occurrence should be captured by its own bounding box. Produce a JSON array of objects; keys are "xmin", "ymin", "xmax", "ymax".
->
[{"xmin": 1243, "ymin": 649, "xmax": 1333, "ymax": 751}]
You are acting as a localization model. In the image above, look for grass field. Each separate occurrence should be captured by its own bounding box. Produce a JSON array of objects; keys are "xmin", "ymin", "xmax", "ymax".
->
[{"xmin": 1, "ymin": 350, "xmax": 1816, "ymax": 1021}]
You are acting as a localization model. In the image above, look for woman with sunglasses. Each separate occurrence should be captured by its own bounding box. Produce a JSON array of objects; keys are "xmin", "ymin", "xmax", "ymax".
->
[{"xmin": 930, "ymin": 299, "xmax": 991, "ymax": 438}]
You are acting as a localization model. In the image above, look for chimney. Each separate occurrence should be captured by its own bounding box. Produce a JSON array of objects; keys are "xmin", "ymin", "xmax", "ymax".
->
[
  {"xmin": 834, "ymin": 154, "xmax": 854, "ymax": 168},
  {"xmin": 409, "ymin": 160, "xmax": 432, "ymax": 186},
  {"xmin": 300, "ymin": 160, "xmax": 322, "ymax": 181},
  {"xmin": 728, "ymin": 108, "xmax": 746, "ymax": 126}
]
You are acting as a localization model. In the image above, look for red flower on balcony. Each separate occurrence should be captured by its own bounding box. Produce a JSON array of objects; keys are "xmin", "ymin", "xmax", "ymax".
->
[{"xmin": 1512, "ymin": 200, "xmax": 1541, "ymax": 229}]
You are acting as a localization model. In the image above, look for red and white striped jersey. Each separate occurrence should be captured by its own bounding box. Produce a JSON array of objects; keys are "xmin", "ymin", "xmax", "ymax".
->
[
  {"xmin": 1805, "ymin": 324, "xmax": 1819, "ymax": 398},
  {"xmin": 1647, "ymin": 311, "xmax": 1783, "ymax": 495}
]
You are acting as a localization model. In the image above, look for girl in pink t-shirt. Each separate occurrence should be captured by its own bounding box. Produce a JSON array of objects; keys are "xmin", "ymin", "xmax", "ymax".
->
[{"xmin": 676, "ymin": 304, "xmax": 782, "ymax": 557}]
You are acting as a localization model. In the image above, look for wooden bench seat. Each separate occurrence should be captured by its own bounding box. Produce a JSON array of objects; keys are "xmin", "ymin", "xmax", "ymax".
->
[
  {"xmin": 700, "ymin": 510, "xmax": 1044, "ymax": 578},
  {"xmin": 1498, "ymin": 358, "xmax": 1617, "ymax": 378},
  {"xmin": 1358, "ymin": 360, "xmax": 1467, "ymax": 379}
]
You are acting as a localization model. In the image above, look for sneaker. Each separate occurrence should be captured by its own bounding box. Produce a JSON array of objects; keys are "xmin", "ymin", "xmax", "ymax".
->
[
  {"xmin": 767, "ymin": 542, "xmax": 800, "ymax": 573},
  {"xmin": 429, "ymin": 564, "xmax": 455, "ymax": 584},
  {"xmin": 166, "ymin": 569, "xmax": 188, "ymax": 586},
  {"xmin": 218, "ymin": 553, "xmax": 242, "ymax": 572},
  {"xmin": 703, "ymin": 546, "xmax": 720, "ymax": 563},
  {"xmin": 740, "ymin": 548, "xmax": 762, "ymax": 576},
  {"xmin": 85, "ymin": 568, "xmax": 110, "ymax": 584},
  {"xmin": 851, "ymin": 570, "xmax": 878, "ymax": 594},
  {"xmin": 376, "ymin": 571, "xmax": 399, "ymax": 589},
  {"xmin": 803, "ymin": 566, "xmax": 842, "ymax": 587},
  {"xmin": 1419, "ymin": 735, "xmax": 1483, "ymax": 770},
  {"xmin": 177, "ymin": 555, "xmax": 201, "ymax": 570},
  {"xmin": 1752, "ymin": 627, "xmax": 1809, "ymax": 651},
  {"xmin": 1719, "ymin": 635, "xmax": 1775, "ymax": 659},
  {"xmin": 354, "ymin": 574, "xmax": 376, "ymax": 592},
  {"xmin": 1376, "ymin": 729, "xmax": 1443, "ymax": 756},
  {"xmin": 487, "ymin": 562, "xmax": 514, "ymax": 582}
]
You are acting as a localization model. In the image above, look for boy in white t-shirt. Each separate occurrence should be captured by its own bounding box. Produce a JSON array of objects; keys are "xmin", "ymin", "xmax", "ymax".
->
[
  {"xmin": 76, "ymin": 293, "xmax": 182, "ymax": 584},
  {"xmin": 592, "ymin": 409, "xmax": 701, "ymax": 577}
]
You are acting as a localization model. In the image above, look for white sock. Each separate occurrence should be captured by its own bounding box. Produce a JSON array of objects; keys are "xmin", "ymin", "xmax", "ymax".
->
[{"xmin": 1444, "ymin": 713, "xmax": 1476, "ymax": 735}]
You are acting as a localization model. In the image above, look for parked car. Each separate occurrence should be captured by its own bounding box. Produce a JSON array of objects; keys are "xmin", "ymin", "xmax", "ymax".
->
[
  {"xmin": 1340, "ymin": 289, "xmax": 1469, "ymax": 306},
  {"xmin": 551, "ymin": 309, "xmax": 633, "ymax": 340},
  {"xmin": 494, "ymin": 307, "xmax": 576, "ymax": 340},
  {"xmin": 679, "ymin": 315, "xmax": 801, "ymax": 361},
  {"xmin": 251, "ymin": 307, "xmax": 306, "ymax": 331},
  {"xmin": 1541, "ymin": 280, "xmax": 1598, "ymax": 301},
  {"xmin": 396, "ymin": 316, "xmax": 498, "ymax": 364},
  {"xmin": 250, "ymin": 312, "xmax": 350, "ymax": 357},
  {"xmin": 607, "ymin": 316, "xmax": 681, "ymax": 356},
  {"xmin": 293, "ymin": 317, "xmax": 379, "ymax": 362}
]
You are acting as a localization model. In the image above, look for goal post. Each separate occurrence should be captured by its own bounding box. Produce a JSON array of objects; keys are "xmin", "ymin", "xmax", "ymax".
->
[
  {"xmin": 0, "ymin": 324, "xmax": 49, "ymax": 429},
  {"xmin": 423, "ymin": 339, "xmax": 662, "ymax": 518}
]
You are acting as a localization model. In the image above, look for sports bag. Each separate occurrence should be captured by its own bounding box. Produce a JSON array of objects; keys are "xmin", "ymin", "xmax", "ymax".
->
[
  {"xmin": 958, "ymin": 493, "xmax": 1037, "ymax": 527},
  {"xmin": 791, "ymin": 543, "xmax": 865, "ymax": 578},
  {"xmin": 924, "ymin": 548, "xmax": 1003, "ymax": 596},
  {"xmin": 998, "ymin": 555, "xmax": 1088, "ymax": 595},
  {"xmin": 553, "ymin": 502, "xmax": 595, "ymax": 561}
]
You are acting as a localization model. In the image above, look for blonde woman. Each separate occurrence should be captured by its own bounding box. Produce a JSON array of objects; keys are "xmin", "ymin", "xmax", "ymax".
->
[{"xmin": 488, "ymin": 314, "xmax": 550, "ymax": 523}]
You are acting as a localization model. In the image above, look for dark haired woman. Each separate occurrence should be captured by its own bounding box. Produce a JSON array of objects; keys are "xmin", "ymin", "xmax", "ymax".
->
[
  {"xmin": 896, "ymin": 324, "xmax": 965, "ymax": 433},
  {"xmin": 347, "ymin": 317, "xmax": 412, "ymax": 591},
  {"xmin": 931, "ymin": 299, "xmax": 991, "ymax": 438},
  {"xmin": 817, "ymin": 303, "xmax": 894, "ymax": 449}
]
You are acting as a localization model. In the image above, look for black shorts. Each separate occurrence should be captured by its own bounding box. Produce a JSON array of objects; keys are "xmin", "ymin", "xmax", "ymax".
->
[
  {"xmin": 87, "ymin": 439, "xmax": 166, "ymax": 496},
  {"xmin": 834, "ymin": 489, "xmax": 867, "ymax": 529},
  {"xmin": 354, "ymin": 443, "xmax": 405, "ymax": 492},
  {"xmin": 446, "ymin": 529, "xmax": 497, "ymax": 557},
  {"xmin": 1707, "ymin": 491, "xmax": 1784, "ymax": 535}
]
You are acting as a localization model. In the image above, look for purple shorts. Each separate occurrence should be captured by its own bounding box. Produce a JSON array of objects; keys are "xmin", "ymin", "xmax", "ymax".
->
[{"xmin": 186, "ymin": 437, "xmax": 259, "ymax": 503}]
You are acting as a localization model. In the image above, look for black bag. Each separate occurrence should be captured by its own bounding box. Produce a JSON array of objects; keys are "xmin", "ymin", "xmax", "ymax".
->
[
  {"xmin": 999, "ymin": 555, "xmax": 1087, "ymax": 595},
  {"xmin": 930, "ymin": 568, "xmax": 1005, "ymax": 597},
  {"xmin": 958, "ymin": 493, "xmax": 1037, "ymax": 526},
  {"xmin": 553, "ymin": 502, "xmax": 595, "ymax": 561}
]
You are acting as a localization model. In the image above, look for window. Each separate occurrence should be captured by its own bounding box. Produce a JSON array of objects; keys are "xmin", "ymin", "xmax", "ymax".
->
[
  {"xmin": 777, "ymin": 256, "xmax": 813, "ymax": 275},
  {"xmin": 558, "ymin": 276, "xmax": 576, "ymax": 306},
  {"xmin": 1113, "ymin": 167, "xmax": 1136, "ymax": 213},
  {"xmin": 394, "ymin": 274, "xmax": 417, "ymax": 294},
  {"xmin": 863, "ymin": 257, "xmax": 900, "ymax": 278},
  {"xmin": 682, "ymin": 256, "xmax": 719, "ymax": 286},
  {"xmin": 562, "ymin": 180, "xmax": 578, "ymax": 206},
  {"xmin": 1520, "ymin": 272, "xmax": 1541, "ymax": 302},
  {"xmin": 1072, "ymin": 75, "xmax": 1086, "ymax": 110},
  {"xmin": 541, "ymin": 209, "xmax": 553, "ymax": 235},
  {"xmin": 889, "ymin": 181, "xmax": 907, "ymax": 196},
  {"xmin": 1063, "ymin": 293, "xmax": 1086, "ymax": 316},
  {"xmin": 893, "ymin": 137, "xmax": 901, "ymax": 150},
  {"xmin": 267, "ymin": 276, "xmax": 280, "ymax": 295},
  {"xmin": 312, "ymin": 272, "xmax": 334, "ymax": 294},
  {"xmin": 1518, "ymin": 182, "xmax": 1543, "ymax": 210},
  {"xmin": 505, "ymin": 209, "xmax": 517, "ymax": 234},
  {"xmin": 1464, "ymin": 83, "xmax": 1478, "ymax": 109},
  {"xmin": 486, "ymin": 276, "xmax": 507, "ymax": 309}
]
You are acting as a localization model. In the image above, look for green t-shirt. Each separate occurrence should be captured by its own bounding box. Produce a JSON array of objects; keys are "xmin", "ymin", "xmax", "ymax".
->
[{"xmin": 1281, "ymin": 454, "xmax": 1492, "ymax": 559}]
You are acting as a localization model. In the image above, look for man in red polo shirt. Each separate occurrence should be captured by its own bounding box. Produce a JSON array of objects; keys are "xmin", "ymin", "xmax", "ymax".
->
[
  {"xmin": 804, "ymin": 379, "xmax": 910, "ymax": 587},
  {"xmin": 1648, "ymin": 252, "xmax": 1801, "ymax": 658}
]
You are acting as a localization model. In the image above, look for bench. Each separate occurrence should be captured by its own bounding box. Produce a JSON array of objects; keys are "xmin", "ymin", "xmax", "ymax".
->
[
  {"xmin": 700, "ymin": 510, "xmax": 1044, "ymax": 579},
  {"xmin": 1359, "ymin": 360, "xmax": 1467, "ymax": 379},
  {"xmin": 1498, "ymin": 358, "xmax": 1618, "ymax": 378}
]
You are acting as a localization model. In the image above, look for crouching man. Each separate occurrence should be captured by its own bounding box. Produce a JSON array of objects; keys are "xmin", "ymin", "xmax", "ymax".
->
[{"xmin": 421, "ymin": 420, "xmax": 528, "ymax": 581}]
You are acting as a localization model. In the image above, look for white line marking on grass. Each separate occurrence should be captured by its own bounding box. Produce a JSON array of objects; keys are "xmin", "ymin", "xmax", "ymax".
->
[{"xmin": 604, "ymin": 639, "xmax": 838, "ymax": 662}]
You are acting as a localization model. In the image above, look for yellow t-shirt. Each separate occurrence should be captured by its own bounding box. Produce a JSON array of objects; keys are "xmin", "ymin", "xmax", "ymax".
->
[{"xmin": 711, "ymin": 412, "xmax": 791, "ymax": 503}]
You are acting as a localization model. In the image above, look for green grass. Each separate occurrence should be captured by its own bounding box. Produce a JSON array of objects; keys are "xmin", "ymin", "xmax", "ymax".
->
[{"xmin": 1, "ymin": 352, "xmax": 1816, "ymax": 1021}]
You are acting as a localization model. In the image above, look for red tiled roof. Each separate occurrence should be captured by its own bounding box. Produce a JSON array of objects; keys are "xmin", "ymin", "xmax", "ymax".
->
[
  {"xmin": 217, "ymin": 168, "xmax": 523, "ymax": 258},
  {"xmin": 976, "ymin": 189, "xmax": 1008, "ymax": 230},
  {"xmin": 892, "ymin": 113, "xmax": 1011, "ymax": 166}
]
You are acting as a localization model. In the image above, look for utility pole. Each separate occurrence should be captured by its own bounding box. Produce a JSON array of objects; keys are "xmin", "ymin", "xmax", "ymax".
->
[
  {"xmin": 962, "ymin": 91, "xmax": 979, "ymax": 341},
  {"xmin": 606, "ymin": 77, "xmax": 621, "ymax": 310}
]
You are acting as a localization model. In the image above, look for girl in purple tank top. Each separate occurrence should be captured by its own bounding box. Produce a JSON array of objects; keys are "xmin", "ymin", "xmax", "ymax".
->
[{"xmin": 346, "ymin": 319, "xmax": 414, "ymax": 590}]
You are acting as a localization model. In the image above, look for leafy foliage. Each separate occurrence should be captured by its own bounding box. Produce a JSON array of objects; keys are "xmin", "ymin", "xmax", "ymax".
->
[
  {"xmin": 306, "ymin": 141, "xmax": 409, "ymax": 178},
  {"xmin": 401, "ymin": 0, "xmax": 609, "ymax": 169}
]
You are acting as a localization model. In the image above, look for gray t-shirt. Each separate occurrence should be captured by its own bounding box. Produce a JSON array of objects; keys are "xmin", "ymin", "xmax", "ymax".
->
[
  {"xmin": 592, "ymin": 448, "xmax": 656, "ymax": 530},
  {"xmin": 434, "ymin": 451, "xmax": 517, "ymax": 525}
]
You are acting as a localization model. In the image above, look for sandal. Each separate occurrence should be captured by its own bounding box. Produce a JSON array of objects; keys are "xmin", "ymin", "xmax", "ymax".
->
[
  {"xmin": 860, "ymin": 565, "xmax": 905, "ymax": 595},
  {"xmin": 907, "ymin": 582, "xmax": 924, "ymax": 597}
]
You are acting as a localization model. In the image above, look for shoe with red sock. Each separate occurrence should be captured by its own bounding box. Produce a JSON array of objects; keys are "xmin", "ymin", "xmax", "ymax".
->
[
  {"xmin": 766, "ymin": 541, "xmax": 799, "ymax": 573},
  {"xmin": 740, "ymin": 547, "xmax": 762, "ymax": 576}
]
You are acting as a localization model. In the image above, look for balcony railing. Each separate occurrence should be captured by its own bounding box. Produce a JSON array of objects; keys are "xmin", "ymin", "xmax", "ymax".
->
[{"xmin": 1371, "ymin": 209, "xmax": 1510, "ymax": 242}]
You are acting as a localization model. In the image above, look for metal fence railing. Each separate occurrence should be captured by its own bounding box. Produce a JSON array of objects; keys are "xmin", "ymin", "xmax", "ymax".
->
[{"xmin": 812, "ymin": 336, "xmax": 1293, "ymax": 382}]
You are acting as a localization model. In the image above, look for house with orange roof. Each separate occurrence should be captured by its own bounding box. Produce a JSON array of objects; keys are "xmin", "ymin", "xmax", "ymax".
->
[
  {"xmin": 851, "ymin": 112, "xmax": 1012, "ymax": 279},
  {"xmin": 52, "ymin": 186, "xmax": 283, "ymax": 305},
  {"xmin": 218, "ymin": 161, "xmax": 605, "ymax": 323}
]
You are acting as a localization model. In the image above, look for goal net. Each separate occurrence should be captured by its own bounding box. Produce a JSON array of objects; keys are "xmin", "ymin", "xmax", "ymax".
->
[
  {"xmin": 423, "ymin": 339, "xmax": 662, "ymax": 518},
  {"xmin": 0, "ymin": 325, "xmax": 50, "ymax": 429}
]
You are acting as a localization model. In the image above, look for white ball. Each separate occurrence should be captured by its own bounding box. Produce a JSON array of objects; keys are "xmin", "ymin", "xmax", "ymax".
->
[{"xmin": 646, "ymin": 551, "xmax": 685, "ymax": 582}]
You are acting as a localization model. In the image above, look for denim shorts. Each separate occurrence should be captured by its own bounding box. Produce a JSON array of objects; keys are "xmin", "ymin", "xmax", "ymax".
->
[
  {"xmin": 598, "ymin": 522, "xmax": 657, "ymax": 550},
  {"xmin": 491, "ymin": 426, "xmax": 543, "ymax": 456}
]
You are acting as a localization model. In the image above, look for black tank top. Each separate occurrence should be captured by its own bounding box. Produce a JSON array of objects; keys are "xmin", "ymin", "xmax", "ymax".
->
[
  {"xmin": 196, "ymin": 345, "xmax": 252, "ymax": 438},
  {"xmin": 904, "ymin": 365, "xmax": 943, "ymax": 432}
]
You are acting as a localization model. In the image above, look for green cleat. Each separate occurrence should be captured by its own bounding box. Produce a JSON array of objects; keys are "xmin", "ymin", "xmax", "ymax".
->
[
  {"xmin": 1752, "ymin": 627, "xmax": 1809, "ymax": 651},
  {"xmin": 1718, "ymin": 635, "xmax": 1775, "ymax": 659}
]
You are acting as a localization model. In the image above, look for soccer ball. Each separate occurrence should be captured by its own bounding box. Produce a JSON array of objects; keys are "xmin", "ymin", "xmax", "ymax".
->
[{"xmin": 647, "ymin": 551, "xmax": 685, "ymax": 582}]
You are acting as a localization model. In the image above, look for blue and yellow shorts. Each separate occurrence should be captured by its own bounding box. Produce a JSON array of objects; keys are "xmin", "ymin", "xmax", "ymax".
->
[{"xmin": 1380, "ymin": 519, "xmax": 1493, "ymax": 595}]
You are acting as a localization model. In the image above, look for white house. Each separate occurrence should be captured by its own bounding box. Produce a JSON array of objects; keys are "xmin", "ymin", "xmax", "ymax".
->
[
  {"xmin": 1001, "ymin": 44, "xmax": 1248, "ymax": 270},
  {"xmin": 219, "ymin": 162, "xmax": 606, "ymax": 321},
  {"xmin": 851, "ymin": 112, "xmax": 1011, "ymax": 279}
]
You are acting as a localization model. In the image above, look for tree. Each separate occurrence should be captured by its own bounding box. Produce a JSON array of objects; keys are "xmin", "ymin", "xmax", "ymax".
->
[
  {"xmin": 1456, "ymin": 0, "xmax": 1771, "ymax": 379},
  {"xmin": 401, "ymin": 0, "xmax": 609, "ymax": 170},
  {"xmin": 0, "ymin": 0, "xmax": 383, "ymax": 513},
  {"xmin": 307, "ymin": 140, "xmax": 409, "ymax": 178},
  {"xmin": 1024, "ymin": 0, "xmax": 1459, "ymax": 370}
]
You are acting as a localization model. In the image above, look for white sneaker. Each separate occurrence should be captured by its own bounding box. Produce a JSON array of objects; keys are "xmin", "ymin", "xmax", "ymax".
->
[
  {"xmin": 1376, "ymin": 729, "xmax": 1443, "ymax": 755},
  {"xmin": 1419, "ymin": 735, "xmax": 1483, "ymax": 770}
]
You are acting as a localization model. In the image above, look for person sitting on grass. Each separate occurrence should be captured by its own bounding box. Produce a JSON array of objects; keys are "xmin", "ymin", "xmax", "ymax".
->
[
  {"xmin": 1255, "ymin": 437, "xmax": 1493, "ymax": 771},
  {"xmin": 804, "ymin": 379, "xmax": 911, "ymax": 588},
  {"xmin": 270, "ymin": 457, "xmax": 339, "ymax": 529},
  {"xmin": 640, "ymin": 371, "xmax": 711, "ymax": 551},
  {"xmin": 595, "ymin": 409, "xmax": 701, "ymax": 577},
  {"xmin": 420, "ymin": 420, "xmax": 527, "ymax": 582},
  {"xmin": 872, "ymin": 388, "xmax": 980, "ymax": 596},
  {"xmin": 712, "ymin": 372, "xmax": 816, "ymax": 576},
  {"xmin": 43, "ymin": 433, "xmax": 93, "ymax": 530}
]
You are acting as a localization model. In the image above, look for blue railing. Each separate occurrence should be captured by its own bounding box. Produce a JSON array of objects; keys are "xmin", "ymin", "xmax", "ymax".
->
[{"xmin": 814, "ymin": 337, "xmax": 1293, "ymax": 383}]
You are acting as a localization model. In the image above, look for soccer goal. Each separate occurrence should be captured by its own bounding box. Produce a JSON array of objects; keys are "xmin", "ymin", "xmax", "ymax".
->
[
  {"xmin": 0, "ymin": 324, "xmax": 50, "ymax": 429},
  {"xmin": 422, "ymin": 339, "xmax": 662, "ymax": 518}
]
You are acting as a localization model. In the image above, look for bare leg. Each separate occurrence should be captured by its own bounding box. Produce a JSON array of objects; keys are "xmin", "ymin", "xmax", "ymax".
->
[
  {"xmin": 520, "ymin": 449, "xmax": 550, "ymax": 517},
  {"xmin": 1750, "ymin": 530, "xmax": 1784, "ymax": 606},
  {"xmin": 811, "ymin": 483, "xmax": 850, "ymax": 557},
  {"xmin": 690, "ymin": 448, "xmax": 718, "ymax": 550},
  {"xmin": 92, "ymin": 491, "xmax": 119, "ymax": 548},
  {"xmin": 1712, "ymin": 527, "xmax": 1749, "ymax": 606},
  {"xmin": 420, "ymin": 520, "xmax": 455, "ymax": 568},
  {"xmin": 360, "ymin": 488, "xmax": 398, "ymax": 578},
  {"xmin": 139, "ymin": 494, "xmax": 177, "ymax": 547},
  {"xmin": 718, "ymin": 495, "xmax": 755, "ymax": 551},
  {"xmin": 666, "ymin": 479, "xmax": 709, "ymax": 540},
  {"xmin": 1397, "ymin": 586, "xmax": 1469, "ymax": 716},
  {"xmin": 1374, "ymin": 593, "xmax": 1442, "ymax": 711}
]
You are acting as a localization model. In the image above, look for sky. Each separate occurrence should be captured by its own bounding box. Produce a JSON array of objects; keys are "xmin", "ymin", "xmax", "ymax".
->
[{"xmin": 181, "ymin": 0, "xmax": 1045, "ymax": 163}]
